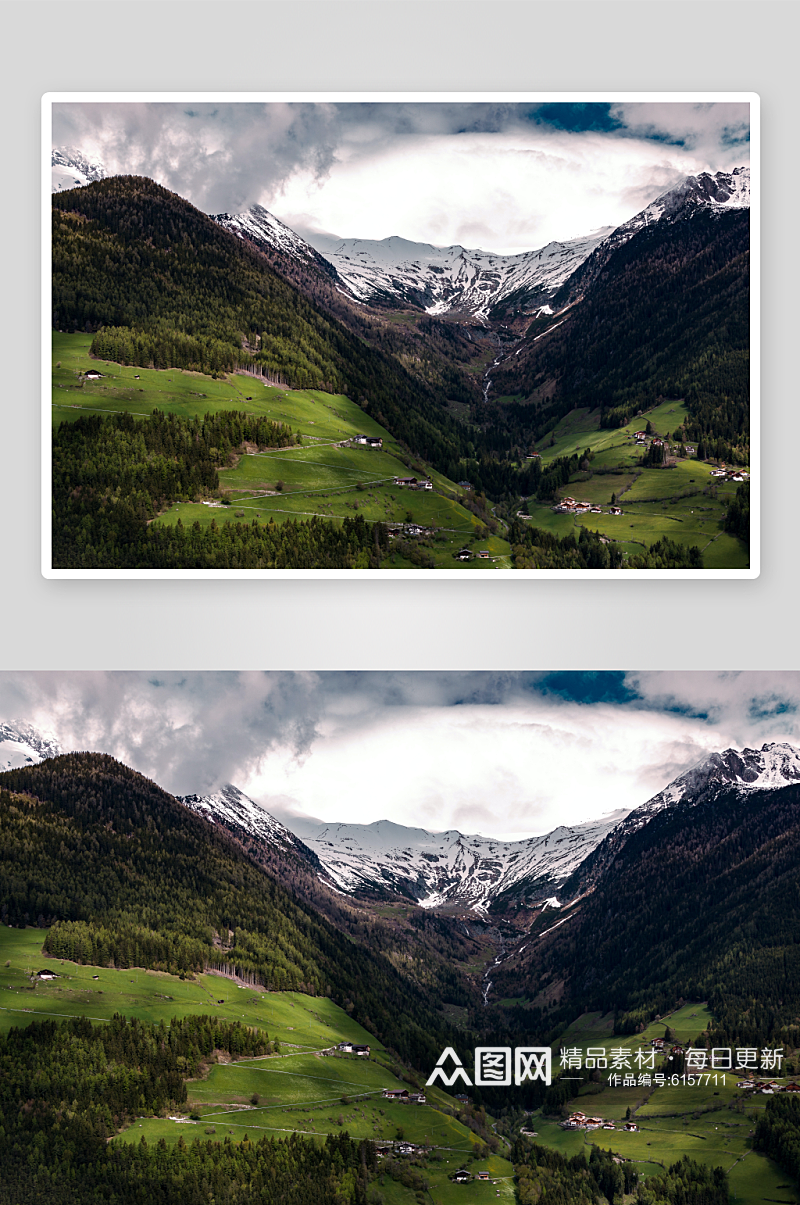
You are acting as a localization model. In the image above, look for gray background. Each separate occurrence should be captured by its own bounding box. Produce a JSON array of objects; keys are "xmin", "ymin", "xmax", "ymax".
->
[{"xmin": 2, "ymin": 1, "xmax": 795, "ymax": 671}]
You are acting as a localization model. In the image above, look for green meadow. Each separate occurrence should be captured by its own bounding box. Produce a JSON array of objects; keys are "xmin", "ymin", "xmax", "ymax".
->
[
  {"xmin": 52, "ymin": 332, "xmax": 509, "ymax": 567},
  {"xmin": 515, "ymin": 1003, "xmax": 798, "ymax": 1203},
  {"xmin": 0, "ymin": 926, "xmax": 374, "ymax": 1049},
  {"xmin": 1, "ymin": 925, "xmax": 493, "ymax": 1186},
  {"xmin": 524, "ymin": 397, "xmax": 750, "ymax": 568}
]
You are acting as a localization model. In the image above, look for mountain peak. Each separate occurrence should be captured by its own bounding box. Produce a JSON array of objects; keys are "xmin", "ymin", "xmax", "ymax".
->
[
  {"xmin": 52, "ymin": 146, "xmax": 106, "ymax": 192},
  {"xmin": 0, "ymin": 721, "xmax": 62, "ymax": 771},
  {"xmin": 623, "ymin": 740, "xmax": 800, "ymax": 835}
]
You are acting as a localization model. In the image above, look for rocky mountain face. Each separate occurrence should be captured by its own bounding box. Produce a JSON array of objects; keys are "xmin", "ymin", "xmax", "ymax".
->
[
  {"xmin": 491, "ymin": 742, "xmax": 800, "ymax": 1031},
  {"xmin": 290, "ymin": 814, "xmax": 627, "ymax": 913},
  {"xmin": 211, "ymin": 205, "xmax": 343, "ymax": 284},
  {"xmin": 172, "ymin": 790, "xmax": 625, "ymax": 913},
  {"xmin": 0, "ymin": 722, "xmax": 61, "ymax": 772},
  {"xmin": 560, "ymin": 741, "xmax": 800, "ymax": 899},
  {"xmin": 299, "ymin": 229, "xmax": 613, "ymax": 322},
  {"xmin": 178, "ymin": 783, "xmax": 313, "ymax": 858},
  {"xmin": 554, "ymin": 166, "xmax": 750, "ymax": 309},
  {"xmin": 51, "ymin": 147, "xmax": 106, "ymax": 192}
]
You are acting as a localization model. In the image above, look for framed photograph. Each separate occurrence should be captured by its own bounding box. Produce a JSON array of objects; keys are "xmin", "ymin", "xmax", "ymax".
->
[
  {"xmin": 43, "ymin": 93, "xmax": 758, "ymax": 577},
  {"xmin": 2, "ymin": 669, "xmax": 797, "ymax": 1200}
]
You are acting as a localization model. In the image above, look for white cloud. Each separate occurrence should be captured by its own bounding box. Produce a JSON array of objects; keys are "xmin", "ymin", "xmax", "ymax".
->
[
  {"xmin": 2, "ymin": 672, "xmax": 795, "ymax": 842},
  {"xmin": 52, "ymin": 100, "xmax": 750, "ymax": 254},
  {"xmin": 283, "ymin": 127, "xmax": 746, "ymax": 252}
]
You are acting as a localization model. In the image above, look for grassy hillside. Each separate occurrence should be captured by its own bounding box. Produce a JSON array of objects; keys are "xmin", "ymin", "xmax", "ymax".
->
[
  {"xmin": 510, "ymin": 397, "xmax": 750, "ymax": 568},
  {"xmin": 0, "ymin": 925, "xmax": 511, "ymax": 1205},
  {"xmin": 52, "ymin": 177, "xmax": 472, "ymax": 477},
  {"xmin": 52, "ymin": 333, "xmax": 510, "ymax": 569},
  {"xmin": 0, "ymin": 754, "xmax": 457, "ymax": 1068}
]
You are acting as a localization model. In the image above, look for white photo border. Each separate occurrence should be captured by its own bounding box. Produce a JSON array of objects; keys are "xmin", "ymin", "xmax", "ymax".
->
[{"xmin": 41, "ymin": 91, "xmax": 760, "ymax": 580}]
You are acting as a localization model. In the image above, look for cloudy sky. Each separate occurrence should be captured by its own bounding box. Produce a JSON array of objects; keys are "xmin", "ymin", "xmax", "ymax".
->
[
  {"xmin": 52, "ymin": 98, "xmax": 750, "ymax": 253},
  {"xmin": 1, "ymin": 671, "xmax": 795, "ymax": 839}
]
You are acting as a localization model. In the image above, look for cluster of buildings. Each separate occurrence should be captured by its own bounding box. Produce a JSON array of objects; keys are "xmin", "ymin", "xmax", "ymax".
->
[
  {"xmin": 456, "ymin": 548, "xmax": 492, "ymax": 561},
  {"xmin": 451, "ymin": 1170, "xmax": 494, "ymax": 1184},
  {"xmin": 554, "ymin": 497, "xmax": 623, "ymax": 516},
  {"xmin": 710, "ymin": 468, "xmax": 749, "ymax": 482},
  {"xmin": 561, "ymin": 1111, "xmax": 632, "ymax": 1132},
  {"xmin": 737, "ymin": 1080, "xmax": 800, "ymax": 1094},
  {"xmin": 381, "ymin": 1088, "xmax": 427, "ymax": 1104},
  {"xmin": 352, "ymin": 434, "xmax": 383, "ymax": 448},
  {"xmin": 320, "ymin": 1041, "xmax": 371, "ymax": 1057},
  {"xmin": 393, "ymin": 475, "xmax": 433, "ymax": 490},
  {"xmin": 386, "ymin": 522, "xmax": 434, "ymax": 540},
  {"xmin": 375, "ymin": 1140, "xmax": 429, "ymax": 1158}
]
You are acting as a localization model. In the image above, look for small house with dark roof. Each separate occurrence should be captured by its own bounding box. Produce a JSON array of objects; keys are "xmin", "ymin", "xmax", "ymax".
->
[{"xmin": 84, "ymin": 369, "xmax": 103, "ymax": 380}]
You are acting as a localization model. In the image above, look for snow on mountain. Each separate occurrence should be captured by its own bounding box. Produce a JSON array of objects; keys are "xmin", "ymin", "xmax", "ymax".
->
[
  {"xmin": 0, "ymin": 722, "xmax": 62, "ymax": 771},
  {"xmin": 594, "ymin": 167, "xmax": 750, "ymax": 259},
  {"xmin": 568, "ymin": 741, "xmax": 800, "ymax": 895},
  {"xmin": 289, "ymin": 812, "xmax": 627, "ymax": 913},
  {"xmin": 52, "ymin": 147, "xmax": 106, "ymax": 193},
  {"xmin": 302, "ymin": 228, "xmax": 613, "ymax": 322},
  {"xmin": 625, "ymin": 740, "xmax": 800, "ymax": 832},
  {"xmin": 212, "ymin": 205, "xmax": 331, "ymax": 270},
  {"xmin": 177, "ymin": 783, "xmax": 305, "ymax": 853}
]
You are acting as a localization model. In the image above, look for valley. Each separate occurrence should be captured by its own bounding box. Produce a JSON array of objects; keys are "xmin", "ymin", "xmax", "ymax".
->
[
  {"xmin": 517, "ymin": 399, "xmax": 750, "ymax": 569},
  {"xmin": 48, "ymin": 160, "xmax": 753, "ymax": 571},
  {"xmin": 2, "ymin": 928, "xmax": 794, "ymax": 1204},
  {"xmin": 2, "ymin": 728, "xmax": 800, "ymax": 1202}
]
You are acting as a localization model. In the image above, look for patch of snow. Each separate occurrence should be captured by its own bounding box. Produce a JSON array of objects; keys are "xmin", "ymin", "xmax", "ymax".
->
[
  {"xmin": 281, "ymin": 812, "xmax": 623, "ymax": 912},
  {"xmin": 51, "ymin": 147, "xmax": 105, "ymax": 193},
  {"xmin": 0, "ymin": 722, "xmax": 62, "ymax": 771}
]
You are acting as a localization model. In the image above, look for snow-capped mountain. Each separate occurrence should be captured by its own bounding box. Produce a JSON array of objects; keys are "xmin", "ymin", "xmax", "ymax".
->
[
  {"xmin": 565, "ymin": 741, "xmax": 800, "ymax": 895},
  {"xmin": 616, "ymin": 167, "xmax": 750, "ymax": 241},
  {"xmin": 556, "ymin": 167, "xmax": 750, "ymax": 307},
  {"xmin": 183, "ymin": 806, "xmax": 625, "ymax": 914},
  {"xmin": 212, "ymin": 205, "xmax": 337, "ymax": 277},
  {"xmin": 0, "ymin": 722, "xmax": 62, "ymax": 771},
  {"xmin": 300, "ymin": 229, "xmax": 613, "ymax": 322},
  {"xmin": 618, "ymin": 740, "xmax": 799, "ymax": 836},
  {"xmin": 209, "ymin": 167, "xmax": 748, "ymax": 323},
  {"xmin": 177, "ymin": 783, "xmax": 310, "ymax": 856},
  {"xmin": 52, "ymin": 147, "xmax": 106, "ymax": 192},
  {"xmin": 51, "ymin": 150, "xmax": 749, "ymax": 326}
]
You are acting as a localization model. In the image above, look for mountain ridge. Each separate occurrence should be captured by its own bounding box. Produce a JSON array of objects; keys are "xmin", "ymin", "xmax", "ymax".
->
[{"xmin": 52, "ymin": 148, "xmax": 748, "ymax": 330}]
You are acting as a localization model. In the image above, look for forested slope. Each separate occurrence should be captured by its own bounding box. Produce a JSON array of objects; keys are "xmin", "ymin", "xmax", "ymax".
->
[
  {"xmin": 489, "ymin": 209, "xmax": 750, "ymax": 461},
  {"xmin": 52, "ymin": 177, "xmax": 470, "ymax": 474},
  {"xmin": 0, "ymin": 754, "xmax": 453, "ymax": 1066},
  {"xmin": 494, "ymin": 781, "xmax": 800, "ymax": 1047}
]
